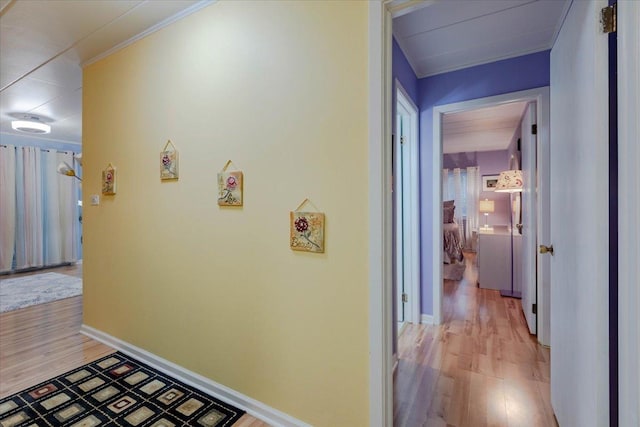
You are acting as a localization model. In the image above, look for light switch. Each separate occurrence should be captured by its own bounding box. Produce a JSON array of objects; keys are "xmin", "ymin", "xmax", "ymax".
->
[{"xmin": 91, "ymin": 195, "xmax": 100, "ymax": 206}]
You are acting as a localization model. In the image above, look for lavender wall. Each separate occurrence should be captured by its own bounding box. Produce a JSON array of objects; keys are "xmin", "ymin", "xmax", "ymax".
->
[
  {"xmin": 442, "ymin": 150, "xmax": 512, "ymax": 226},
  {"xmin": 419, "ymin": 51, "xmax": 550, "ymax": 315},
  {"xmin": 477, "ymin": 150, "xmax": 511, "ymax": 225},
  {"xmin": 392, "ymin": 38, "xmax": 418, "ymax": 105}
]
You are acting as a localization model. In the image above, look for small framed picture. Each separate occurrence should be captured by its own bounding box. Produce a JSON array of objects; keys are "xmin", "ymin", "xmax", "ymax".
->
[
  {"xmin": 217, "ymin": 170, "xmax": 243, "ymax": 206},
  {"xmin": 160, "ymin": 140, "xmax": 179, "ymax": 181},
  {"xmin": 290, "ymin": 211, "xmax": 325, "ymax": 253},
  {"xmin": 102, "ymin": 164, "xmax": 116, "ymax": 195},
  {"xmin": 482, "ymin": 175, "xmax": 500, "ymax": 191}
]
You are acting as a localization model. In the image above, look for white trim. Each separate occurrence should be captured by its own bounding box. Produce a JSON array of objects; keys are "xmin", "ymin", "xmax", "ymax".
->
[
  {"xmin": 416, "ymin": 46, "xmax": 551, "ymax": 79},
  {"xmin": 82, "ymin": 0, "xmax": 216, "ymax": 67},
  {"xmin": 618, "ymin": 1, "xmax": 640, "ymax": 425},
  {"xmin": 536, "ymin": 89, "xmax": 551, "ymax": 347},
  {"xmin": 368, "ymin": 2, "xmax": 393, "ymax": 426},
  {"xmin": 431, "ymin": 113, "xmax": 444, "ymax": 324},
  {"xmin": 420, "ymin": 314, "xmax": 434, "ymax": 325},
  {"xmin": 431, "ymin": 87, "xmax": 551, "ymax": 345},
  {"xmin": 395, "ymin": 80, "xmax": 421, "ymax": 326},
  {"xmin": 80, "ymin": 325, "xmax": 310, "ymax": 427},
  {"xmin": 371, "ymin": 1, "xmax": 436, "ymax": 424}
]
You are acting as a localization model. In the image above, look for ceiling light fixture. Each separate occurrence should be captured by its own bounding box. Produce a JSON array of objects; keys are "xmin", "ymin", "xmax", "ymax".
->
[{"xmin": 11, "ymin": 115, "xmax": 51, "ymax": 134}]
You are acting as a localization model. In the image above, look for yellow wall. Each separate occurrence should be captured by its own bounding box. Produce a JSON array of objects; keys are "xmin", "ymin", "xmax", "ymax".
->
[{"xmin": 82, "ymin": 1, "xmax": 369, "ymax": 425}]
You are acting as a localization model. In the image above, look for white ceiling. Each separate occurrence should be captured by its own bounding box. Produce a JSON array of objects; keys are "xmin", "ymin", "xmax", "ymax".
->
[
  {"xmin": 394, "ymin": 0, "xmax": 569, "ymax": 154},
  {"xmin": 0, "ymin": 0, "xmax": 211, "ymax": 144},
  {"xmin": 1, "ymin": 0, "xmax": 570, "ymax": 147},
  {"xmin": 442, "ymin": 101, "xmax": 528, "ymax": 154},
  {"xmin": 393, "ymin": 0, "xmax": 570, "ymax": 78}
]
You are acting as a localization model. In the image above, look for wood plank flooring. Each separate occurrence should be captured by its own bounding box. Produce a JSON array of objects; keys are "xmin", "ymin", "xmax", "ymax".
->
[
  {"xmin": 0, "ymin": 264, "xmax": 267, "ymax": 426},
  {"xmin": 394, "ymin": 253, "xmax": 557, "ymax": 427},
  {"xmin": 2, "ymin": 259, "xmax": 557, "ymax": 426}
]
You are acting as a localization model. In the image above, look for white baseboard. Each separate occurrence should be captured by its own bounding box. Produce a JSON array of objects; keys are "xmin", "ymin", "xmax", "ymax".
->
[
  {"xmin": 80, "ymin": 325, "xmax": 310, "ymax": 427},
  {"xmin": 420, "ymin": 314, "xmax": 435, "ymax": 325}
]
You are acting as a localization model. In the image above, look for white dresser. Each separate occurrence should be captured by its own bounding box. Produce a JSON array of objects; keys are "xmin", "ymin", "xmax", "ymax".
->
[{"xmin": 477, "ymin": 227, "xmax": 522, "ymax": 291}]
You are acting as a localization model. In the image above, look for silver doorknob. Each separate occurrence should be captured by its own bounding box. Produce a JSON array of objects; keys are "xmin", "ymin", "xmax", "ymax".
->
[{"xmin": 539, "ymin": 244, "xmax": 554, "ymax": 255}]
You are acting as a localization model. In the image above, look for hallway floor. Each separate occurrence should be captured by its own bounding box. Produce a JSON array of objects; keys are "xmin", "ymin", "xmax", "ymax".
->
[
  {"xmin": 393, "ymin": 253, "xmax": 557, "ymax": 427},
  {"xmin": 0, "ymin": 263, "xmax": 267, "ymax": 427}
]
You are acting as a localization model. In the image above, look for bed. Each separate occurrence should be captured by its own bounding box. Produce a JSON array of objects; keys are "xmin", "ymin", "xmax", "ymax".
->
[{"xmin": 443, "ymin": 201, "xmax": 466, "ymax": 281}]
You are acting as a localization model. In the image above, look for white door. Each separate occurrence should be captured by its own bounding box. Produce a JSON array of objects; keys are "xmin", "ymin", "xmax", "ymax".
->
[
  {"xmin": 520, "ymin": 102, "xmax": 537, "ymax": 334},
  {"xmin": 549, "ymin": 1, "xmax": 609, "ymax": 426},
  {"xmin": 395, "ymin": 84, "xmax": 420, "ymax": 326}
]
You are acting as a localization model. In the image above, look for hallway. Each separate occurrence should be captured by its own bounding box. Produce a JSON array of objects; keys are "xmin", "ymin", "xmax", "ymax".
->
[{"xmin": 394, "ymin": 253, "xmax": 556, "ymax": 427}]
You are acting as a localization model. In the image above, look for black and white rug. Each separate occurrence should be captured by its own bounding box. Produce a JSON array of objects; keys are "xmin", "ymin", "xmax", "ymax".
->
[{"xmin": 0, "ymin": 352, "xmax": 245, "ymax": 426}]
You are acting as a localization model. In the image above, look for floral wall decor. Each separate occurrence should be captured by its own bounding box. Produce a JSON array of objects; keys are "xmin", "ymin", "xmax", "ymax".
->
[
  {"xmin": 217, "ymin": 160, "xmax": 243, "ymax": 206},
  {"xmin": 290, "ymin": 199, "xmax": 325, "ymax": 253},
  {"xmin": 102, "ymin": 163, "xmax": 116, "ymax": 195},
  {"xmin": 160, "ymin": 140, "xmax": 179, "ymax": 180}
]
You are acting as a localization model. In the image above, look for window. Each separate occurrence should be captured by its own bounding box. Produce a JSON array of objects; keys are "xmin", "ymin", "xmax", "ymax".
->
[{"xmin": 444, "ymin": 169, "xmax": 468, "ymax": 217}]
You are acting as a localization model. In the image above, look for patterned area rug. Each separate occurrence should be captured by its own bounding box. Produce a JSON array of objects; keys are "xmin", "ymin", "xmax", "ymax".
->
[
  {"xmin": 0, "ymin": 272, "xmax": 82, "ymax": 313},
  {"xmin": 0, "ymin": 352, "xmax": 245, "ymax": 426}
]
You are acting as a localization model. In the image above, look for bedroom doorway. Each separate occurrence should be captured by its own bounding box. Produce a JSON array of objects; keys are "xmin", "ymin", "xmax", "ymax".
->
[
  {"xmin": 432, "ymin": 88, "xmax": 551, "ymax": 346},
  {"xmin": 394, "ymin": 81, "xmax": 420, "ymax": 331}
]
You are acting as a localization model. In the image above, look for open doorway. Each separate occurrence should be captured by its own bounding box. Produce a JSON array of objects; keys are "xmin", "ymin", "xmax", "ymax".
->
[
  {"xmin": 442, "ymin": 98, "xmax": 543, "ymax": 323},
  {"xmin": 394, "ymin": 90, "xmax": 553, "ymax": 427},
  {"xmin": 432, "ymin": 88, "xmax": 551, "ymax": 346}
]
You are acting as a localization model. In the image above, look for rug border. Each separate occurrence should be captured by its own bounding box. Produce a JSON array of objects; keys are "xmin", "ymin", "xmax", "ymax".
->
[
  {"xmin": 80, "ymin": 324, "xmax": 311, "ymax": 427},
  {"xmin": 2, "ymin": 350, "xmax": 245, "ymax": 426}
]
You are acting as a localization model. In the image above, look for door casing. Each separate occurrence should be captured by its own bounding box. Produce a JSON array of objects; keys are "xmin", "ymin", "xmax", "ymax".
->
[
  {"xmin": 431, "ymin": 88, "xmax": 551, "ymax": 345},
  {"xmin": 395, "ymin": 80, "xmax": 420, "ymax": 327}
]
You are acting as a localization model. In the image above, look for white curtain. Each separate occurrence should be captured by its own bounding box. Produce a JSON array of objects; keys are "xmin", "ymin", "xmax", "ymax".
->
[
  {"xmin": 7, "ymin": 146, "xmax": 78, "ymax": 271},
  {"xmin": 451, "ymin": 168, "xmax": 465, "ymax": 246},
  {"xmin": 442, "ymin": 168, "xmax": 450, "ymax": 201},
  {"xmin": 466, "ymin": 166, "xmax": 480, "ymax": 246},
  {"xmin": 44, "ymin": 150, "xmax": 62, "ymax": 265},
  {"xmin": 16, "ymin": 147, "xmax": 44, "ymax": 269},
  {"xmin": 57, "ymin": 151, "xmax": 77, "ymax": 262},
  {"xmin": 0, "ymin": 145, "xmax": 16, "ymax": 272},
  {"xmin": 442, "ymin": 166, "xmax": 481, "ymax": 249}
]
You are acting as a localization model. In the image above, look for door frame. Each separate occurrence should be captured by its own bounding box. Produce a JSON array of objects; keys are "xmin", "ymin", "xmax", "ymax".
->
[
  {"xmin": 617, "ymin": 1, "xmax": 640, "ymax": 424},
  {"xmin": 367, "ymin": 2, "xmax": 393, "ymax": 424},
  {"xmin": 395, "ymin": 79, "xmax": 420, "ymax": 326},
  {"xmin": 369, "ymin": 2, "xmax": 638, "ymax": 426},
  {"xmin": 431, "ymin": 88, "xmax": 551, "ymax": 344}
]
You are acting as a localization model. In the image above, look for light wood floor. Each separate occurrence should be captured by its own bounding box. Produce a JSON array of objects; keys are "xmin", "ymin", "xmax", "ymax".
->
[
  {"xmin": 393, "ymin": 253, "xmax": 558, "ymax": 427},
  {"xmin": 0, "ymin": 264, "xmax": 267, "ymax": 427}
]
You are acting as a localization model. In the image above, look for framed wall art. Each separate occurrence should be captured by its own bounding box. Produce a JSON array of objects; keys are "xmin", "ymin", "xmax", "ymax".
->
[
  {"xmin": 482, "ymin": 174, "xmax": 500, "ymax": 191},
  {"xmin": 290, "ymin": 199, "xmax": 325, "ymax": 253},
  {"xmin": 102, "ymin": 163, "xmax": 116, "ymax": 195},
  {"xmin": 217, "ymin": 160, "xmax": 243, "ymax": 206},
  {"xmin": 160, "ymin": 140, "xmax": 179, "ymax": 180}
]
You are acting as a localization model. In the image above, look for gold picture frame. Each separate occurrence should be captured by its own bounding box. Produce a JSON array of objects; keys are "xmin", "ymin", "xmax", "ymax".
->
[
  {"xmin": 102, "ymin": 163, "xmax": 116, "ymax": 195},
  {"xmin": 290, "ymin": 199, "xmax": 325, "ymax": 253},
  {"xmin": 160, "ymin": 140, "xmax": 179, "ymax": 181},
  {"xmin": 217, "ymin": 160, "xmax": 243, "ymax": 206}
]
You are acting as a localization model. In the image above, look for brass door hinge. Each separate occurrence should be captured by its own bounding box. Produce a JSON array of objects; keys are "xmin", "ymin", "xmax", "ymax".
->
[{"xmin": 601, "ymin": 3, "xmax": 617, "ymax": 34}]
